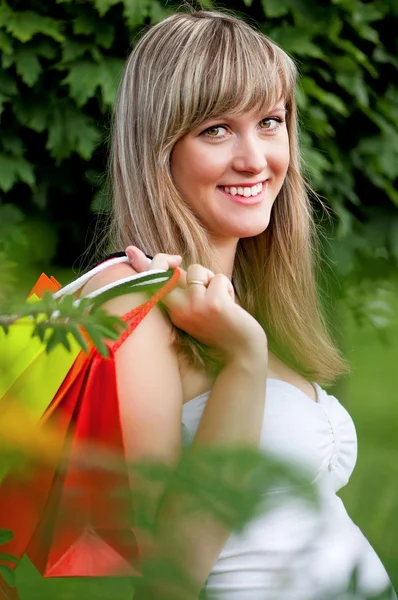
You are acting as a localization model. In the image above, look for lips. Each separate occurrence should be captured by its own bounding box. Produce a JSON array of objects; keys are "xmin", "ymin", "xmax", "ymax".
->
[{"xmin": 217, "ymin": 182, "xmax": 267, "ymax": 205}]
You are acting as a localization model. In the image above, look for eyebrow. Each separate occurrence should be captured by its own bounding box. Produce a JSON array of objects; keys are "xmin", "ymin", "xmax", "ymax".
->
[{"xmin": 200, "ymin": 107, "xmax": 287, "ymax": 126}]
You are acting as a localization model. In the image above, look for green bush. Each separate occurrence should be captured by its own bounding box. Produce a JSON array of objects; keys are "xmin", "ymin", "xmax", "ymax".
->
[{"xmin": 0, "ymin": 0, "xmax": 397, "ymax": 317}]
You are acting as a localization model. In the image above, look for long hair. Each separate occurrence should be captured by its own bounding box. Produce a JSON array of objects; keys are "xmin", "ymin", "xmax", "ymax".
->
[{"xmin": 106, "ymin": 9, "xmax": 349, "ymax": 385}]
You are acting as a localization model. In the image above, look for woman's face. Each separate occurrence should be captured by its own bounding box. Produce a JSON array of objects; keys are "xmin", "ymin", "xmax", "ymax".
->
[{"xmin": 170, "ymin": 103, "xmax": 290, "ymax": 243}]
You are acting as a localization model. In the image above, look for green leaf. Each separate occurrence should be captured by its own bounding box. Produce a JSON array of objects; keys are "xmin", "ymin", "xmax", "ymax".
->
[
  {"xmin": 1, "ymin": 135, "xmax": 24, "ymax": 156},
  {"xmin": 83, "ymin": 323, "xmax": 110, "ymax": 357},
  {"xmin": 0, "ymin": 7, "xmax": 65, "ymax": 44},
  {"xmin": 34, "ymin": 39, "xmax": 58, "ymax": 60},
  {"xmin": 0, "ymin": 530, "xmax": 14, "ymax": 544},
  {"xmin": 336, "ymin": 71, "xmax": 369, "ymax": 107},
  {"xmin": 332, "ymin": 38, "xmax": 377, "ymax": 77},
  {"xmin": 13, "ymin": 99, "xmax": 48, "ymax": 132},
  {"xmin": 73, "ymin": 13, "xmax": 115, "ymax": 48},
  {"xmin": 301, "ymin": 145, "xmax": 332, "ymax": 188},
  {"xmin": 15, "ymin": 49, "xmax": 42, "ymax": 87},
  {"xmin": 373, "ymin": 47, "xmax": 398, "ymax": 70},
  {"xmin": 121, "ymin": 0, "xmax": 152, "ymax": 28},
  {"xmin": 147, "ymin": 1, "xmax": 172, "ymax": 23},
  {"xmin": 63, "ymin": 57, "xmax": 124, "ymax": 107},
  {"xmin": 0, "ymin": 564, "xmax": 15, "ymax": 587},
  {"xmin": 300, "ymin": 77, "xmax": 349, "ymax": 115},
  {"xmin": 0, "ymin": 30, "xmax": 13, "ymax": 56},
  {"xmin": 62, "ymin": 60, "xmax": 102, "ymax": 105},
  {"xmin": 46, "ymin": 101, "xmax": 101, "ymax": 162},
  {"xmin": 0, "ymin": 154, "xmax": 35, "ymax": 192},
  {"xmin": 61, "ymin": 40, "xmax": 96, "ymax": 63},
  {"xmin": 269, "ymin": 25, "xmax": 324, "ymax": 58},
  {"xmin": 0, "ymin": 72, "xmax": 18, "ymax": 96},
  {"xmin": 261, "ymin": 0, "xmax": 291, "ymax": 18},
  {"xmin": 92, "ymin": 0, "xmax": 120, "ymax": 17},
  {"xmin": 45, "ymin": 328, "xmax": 71, "ymax": 354},
  {"xmin": 0, "ymin": 553, "xmax": 20, "ymax": 564},
  {"xmin": 69, "ymin": 325, "xmax": 89, "ymax": 353}
]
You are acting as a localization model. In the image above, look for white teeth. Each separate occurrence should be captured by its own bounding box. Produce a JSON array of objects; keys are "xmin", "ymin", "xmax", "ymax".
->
[{"xmin": 220, "ymin": 182, "xmax": 263, "ymax": 197}]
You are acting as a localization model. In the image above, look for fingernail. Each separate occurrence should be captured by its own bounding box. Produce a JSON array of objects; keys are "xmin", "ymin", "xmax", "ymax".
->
[{"xmin": 126, "ymin": 248, "xmax": 136, "ymax": 264}]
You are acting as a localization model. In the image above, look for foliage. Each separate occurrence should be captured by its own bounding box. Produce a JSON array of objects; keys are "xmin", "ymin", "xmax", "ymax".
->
[{"xmin": 0, "ymin": 0, "xmax": 397, "ymax": 331}]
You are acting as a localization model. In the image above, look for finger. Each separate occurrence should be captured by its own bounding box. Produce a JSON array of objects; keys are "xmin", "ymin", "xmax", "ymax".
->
[
  {"xmin": 186, "ymin": 264, "xmax": 215, "ymax": 289},
  {"xmin": 126, "ymin": 246, "xmax": 182, "ymax": 273},
  {"xmin": 206, "ymin": 273, "xmax": 235, "ymax": 302}
]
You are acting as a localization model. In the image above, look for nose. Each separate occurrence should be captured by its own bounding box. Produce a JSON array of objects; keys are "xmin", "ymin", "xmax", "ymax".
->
[{"xmin": 231, "ymin": 135, "xmax": 268, "ymax": 175}]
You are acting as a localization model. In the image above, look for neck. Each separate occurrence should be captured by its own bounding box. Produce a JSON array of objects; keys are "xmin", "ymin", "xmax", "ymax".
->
[{"xmin": 211, "ymin": 238, "xmax": 238, "ymax": 280}]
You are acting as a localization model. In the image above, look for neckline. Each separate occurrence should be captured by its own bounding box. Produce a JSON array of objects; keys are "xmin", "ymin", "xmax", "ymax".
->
[{"xmin": 182, "ymin": 378, "xmax": 322, "ymax": 408}]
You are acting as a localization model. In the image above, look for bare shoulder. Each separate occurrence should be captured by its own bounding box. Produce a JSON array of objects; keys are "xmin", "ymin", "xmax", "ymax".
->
[
  {"xmin": 81, "ymin": 261, "xmax": 174, "ymax": 343},
  {"xmin": 81, "ymin": 261, "xmax": 183, "ymax": 464}
]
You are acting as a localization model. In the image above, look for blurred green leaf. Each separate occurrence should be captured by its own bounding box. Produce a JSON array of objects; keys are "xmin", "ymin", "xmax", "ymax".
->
[
  {"xmin": 14, "ymin": 48, "xmax": 42, "ymax": 87},
  {"xmin": 0, "ymin": 530, "xmax": 14, "ymax": 545},
  {"xmin": 301, "ymin": 77, "xmax": 349, "ymax": 115},
  {"xmin": 0, "ymin": 564, "xmax": 15, "ymax": 587},
  {"xmin": 261, "ymin": 0, "xmax": 291, "ymax": 18},
  {"xmin": 0, "ymin": 153, "xmax": 35, "ymax": 192},
  {"xmin": 63, "ymin": 57, "xmax": 124, "ymax": 107},
  {"xmin": 0, "ymin": 5, "xmax": 64, "ymax": 43},
  {"xmin": 46, "ymin": 100, "xmax": 101, "ymax": 161},
  {"xmin": 73, "ymin": 13, "xmax": 115, "ymax": 48}
]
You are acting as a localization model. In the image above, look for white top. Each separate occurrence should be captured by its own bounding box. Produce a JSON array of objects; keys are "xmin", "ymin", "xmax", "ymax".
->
[{"xmin": 181, "ymin": 379, "xmax": 396, "ymax": 599}]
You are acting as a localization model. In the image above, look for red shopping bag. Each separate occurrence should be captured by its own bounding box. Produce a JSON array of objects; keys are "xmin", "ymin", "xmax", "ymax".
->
[{"xmin": 0, "ymin": 259, "xmax": 180, "ymax": 578}]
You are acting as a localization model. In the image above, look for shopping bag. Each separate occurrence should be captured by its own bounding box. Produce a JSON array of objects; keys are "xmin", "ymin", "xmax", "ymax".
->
[
  {"xmin": 0, "ymin": 273, "xmax": 80, "ymax": 429},
  {"xmin": 0, "ymin": 273, "xmax": 82, "ymax": 485},
  {"xmin": 0, "ymin": 257, "xmax": 180, "ymax": 577}
]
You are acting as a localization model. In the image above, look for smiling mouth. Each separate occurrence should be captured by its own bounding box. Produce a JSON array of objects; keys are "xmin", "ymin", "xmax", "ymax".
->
[
  {"xmin": 217, "ymin": 182, "xmax": 267, "ymax": 206},
  {"xmin": 217, "ymin": 181, "xmax": 265, "ymax": 198}
]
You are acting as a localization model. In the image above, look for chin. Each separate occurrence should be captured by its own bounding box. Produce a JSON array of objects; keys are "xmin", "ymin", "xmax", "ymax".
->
[{"xmin": 231, "ymin": 215, "xmax": 272, "ymax": 238}]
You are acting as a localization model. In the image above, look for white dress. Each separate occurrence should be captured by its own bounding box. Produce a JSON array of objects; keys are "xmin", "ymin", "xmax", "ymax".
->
[{"xmin": 181, "ymin": 379, "xmax": 397, "ymax": 599}]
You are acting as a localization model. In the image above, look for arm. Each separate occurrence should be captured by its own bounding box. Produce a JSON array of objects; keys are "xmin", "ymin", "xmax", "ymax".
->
[
  {"xmin": 82, "ymin": 262, "xmax": 267, "ymax": 599},
  {"xmin": 147, "ymin": 351, "xmax": 267, "ymax": 600}
]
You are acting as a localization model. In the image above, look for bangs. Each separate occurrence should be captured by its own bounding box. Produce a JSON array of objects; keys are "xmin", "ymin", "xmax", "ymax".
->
[{"xmin": 176, "ymin": 18, "xmax": 296, "ymax": 130}]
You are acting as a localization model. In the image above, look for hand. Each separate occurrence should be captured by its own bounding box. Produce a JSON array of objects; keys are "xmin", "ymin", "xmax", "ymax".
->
[{"xmin": 125, "ymin": 246, "xmax": 267, "ymax": 364}]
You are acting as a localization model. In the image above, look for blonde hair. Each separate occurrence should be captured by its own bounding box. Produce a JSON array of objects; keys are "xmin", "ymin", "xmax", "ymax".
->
[{"xmin": 107, "ymin": 9, "xmax": 349, "ymax": 386}]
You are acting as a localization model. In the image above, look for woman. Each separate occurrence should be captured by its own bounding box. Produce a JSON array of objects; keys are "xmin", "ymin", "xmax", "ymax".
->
[{"xmin": 82, "ymin": 9, "xmax": 396, "ymax": 600}]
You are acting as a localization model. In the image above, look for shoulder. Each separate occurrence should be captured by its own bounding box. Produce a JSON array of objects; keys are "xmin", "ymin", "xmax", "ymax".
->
[
  {"xmin": 81, "ymin": 261, "xmax": 184, "ymax": 464},
  {"xmin": 81, "ymin": 261, "xmax": 174, "ymax": 344}
]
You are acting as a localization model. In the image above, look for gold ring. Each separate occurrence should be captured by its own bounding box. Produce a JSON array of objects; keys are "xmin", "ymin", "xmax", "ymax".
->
[{"xmin": 187, "ymin": 280, "xmax": 206, "ymax": 286}]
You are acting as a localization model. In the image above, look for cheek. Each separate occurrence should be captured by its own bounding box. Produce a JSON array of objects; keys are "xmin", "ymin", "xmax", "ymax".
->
[
  {"xmin": 272, "ymin": 140, "xmax": 290, "ymax": 177},
  {"xmin": 173, "ymin": 145, "xmax": 225, "ymax": 190}
]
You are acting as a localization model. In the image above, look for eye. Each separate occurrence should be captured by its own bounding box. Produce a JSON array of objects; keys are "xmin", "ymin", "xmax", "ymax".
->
[
  {"xmin": 200, "ymin": 117, "xmax": 284, "ymax": 138},
  {"xmin": 201, "ymin": 125, "xmax": 228, "ymax": 138},
  {"xmin": 259, "ymin": 117, "xmax": 283, "ymax": 131}
]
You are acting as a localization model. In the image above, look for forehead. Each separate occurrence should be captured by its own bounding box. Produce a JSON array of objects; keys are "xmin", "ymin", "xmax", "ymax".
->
[
  {"xmin": 181, "ymin": 67, "xmax": 292, "ymax": 132},
  {"xmin": 197, "ymin": 99, "xmax": 287, "ymax": 125},
  {"xmin": 170, "ymin": 21, "xmax": 296, "ymax": 135}
]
